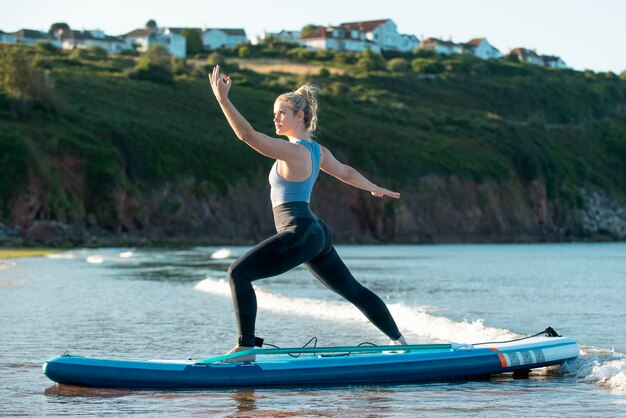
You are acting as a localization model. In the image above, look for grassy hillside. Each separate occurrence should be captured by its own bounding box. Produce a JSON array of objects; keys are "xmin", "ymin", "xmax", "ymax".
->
[{"xmin": 1, "ymin": 44, "xmax": 625, "ymax": 231}]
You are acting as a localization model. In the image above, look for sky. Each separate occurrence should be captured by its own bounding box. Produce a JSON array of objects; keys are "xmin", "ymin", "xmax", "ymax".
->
[{"xmin": 1, "ymin": 0, "xmax": 625, "ymax": 74}]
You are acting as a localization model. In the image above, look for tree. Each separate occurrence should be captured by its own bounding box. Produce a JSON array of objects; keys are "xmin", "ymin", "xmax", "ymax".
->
[
  {"xmin": 301, "ymin": 24, "xmax": 321, "ymax": 38},
  {"xmin": 48, "ymin": 22, "xmax": 70, "ymax": 36},
  {"xmin": 146, "ymin": 19, "xmax": 157, "ymax": 29},
  {"xmin": 620, "ymin": 70, "xmax": 626, "ymax": 81},
  {"xmin": 0, "ymin": 46, "xmax": 64, "ymax": 114},
  {"xmin": 504, "ymin": 52, "xmax": 520, "ymax": 64},
  {"xmin": 181, "ymin": 28, "xmax": 203, "ymax": 55}
]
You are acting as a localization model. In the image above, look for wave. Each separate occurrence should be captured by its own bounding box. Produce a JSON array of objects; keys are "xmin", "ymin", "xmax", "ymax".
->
[
  {"xmin": 194, "ymin": 277, "xmax": 518, "ymax": 344},
  {"xmin": 195, "ymin": 276, "xmax": 626, "ymax": 393},
  {"xmin": 572, "ymin": 347, "xmax": 626, "ymax": 393},
  {"xmin": 210, "ymin": 248, "xmax": 232, "ymax": 260}
]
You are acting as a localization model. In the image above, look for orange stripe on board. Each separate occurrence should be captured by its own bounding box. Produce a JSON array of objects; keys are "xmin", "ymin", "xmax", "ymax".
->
[
  {"xmin": 496, "ymin": 354, "xmax": 508, "ymax": 368},
  {"xmin": 488, "ymin": 347, "xmax": 507, "ymax": 367}
]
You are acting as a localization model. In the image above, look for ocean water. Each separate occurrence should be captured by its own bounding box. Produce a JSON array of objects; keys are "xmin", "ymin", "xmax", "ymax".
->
[{"xmin": 1, "ymin": 243, "xmax": 624, "ymax": 416}]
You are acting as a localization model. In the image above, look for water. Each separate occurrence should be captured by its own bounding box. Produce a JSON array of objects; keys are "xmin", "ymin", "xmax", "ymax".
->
[{"xmin": 1, "ymin": 244, "xmax": 625, "ymax": 416}]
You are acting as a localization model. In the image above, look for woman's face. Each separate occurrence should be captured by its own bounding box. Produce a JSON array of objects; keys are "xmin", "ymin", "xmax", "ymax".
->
[{"xmin": 273, "ymin": 100, "xmax": 303, "ymax": 136}]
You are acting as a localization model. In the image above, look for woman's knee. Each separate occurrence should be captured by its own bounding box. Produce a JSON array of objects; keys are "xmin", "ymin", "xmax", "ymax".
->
[{"xmin": 227, "ymin": 262, "xmax": 248, "ymax": 286}]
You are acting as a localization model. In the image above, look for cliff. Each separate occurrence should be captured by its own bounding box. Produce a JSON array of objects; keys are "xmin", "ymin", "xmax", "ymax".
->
[{"xmin": 1, "ymin": 45, "xmax": 625, "ymax": 245}]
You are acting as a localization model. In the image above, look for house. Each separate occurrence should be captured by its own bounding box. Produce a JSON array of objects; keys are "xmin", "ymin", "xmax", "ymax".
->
[
  {"xmin": 419, "ymin": 37, "xmax": 462, "ymax": 55},
  {"xmin": 124, "ymin": 27, "xmax": 186, "ymax": 58},
  {"xmin": 541, "ymin": 55, "xmax": 568, "ymax": 69},
  {"xmin": 12, "ymin": 29, "xmax": 61, "ymax": 48},
  {"xmin": 201, "ymin": 28, "xmax": 247, "ymax": 49},
  {"xmin": 508, "ymin": 48, "xmax": 544, "ymax": 66},
  {"xmin": 299, "ymin": 26, "xmax": 381, "ymax": 53},
  {"xmin": 339, "ymin": 19, "xmax": 416, "ymax": 52},
  {"xmin": 60, "ymin": 29, "xmax": 127, "ymax": 54},
  {"xmin": 460, "ymin": 37, "xmax": 501, "ymax": 59},
  {"xmin": 0, "ymin": 29, "xmax": 17, "ymax": 44},
  {"xmin": 252, "ymin": 30, "xmax": 300, "ymax": 45},
  {"xmin": 400, "ymin": 34, "xmax": 420, "ymax": 52}
]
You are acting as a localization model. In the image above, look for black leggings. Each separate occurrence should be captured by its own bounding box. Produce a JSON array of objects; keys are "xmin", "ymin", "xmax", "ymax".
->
[{"xmin": 227, "ymin": 201, "xmax": 402, "ymax": 347}]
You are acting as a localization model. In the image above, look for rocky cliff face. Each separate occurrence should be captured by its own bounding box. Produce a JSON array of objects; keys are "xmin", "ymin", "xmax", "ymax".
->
[{"xmin": 2, "ymin": 172, "xmax": 625, "ymax": 246}]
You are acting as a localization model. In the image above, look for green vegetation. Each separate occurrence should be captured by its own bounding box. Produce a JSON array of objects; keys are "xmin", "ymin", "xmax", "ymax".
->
[
  {"xmin": 0, "ymin": 43, "xmax": 625, "ymax": 228},
  {"xmin": 0, "ymin": 248, "xmax": 62, "ymax": 259}
]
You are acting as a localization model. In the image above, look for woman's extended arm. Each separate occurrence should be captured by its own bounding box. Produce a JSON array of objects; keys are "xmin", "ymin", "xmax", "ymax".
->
[
  {"xmin": 208, "ymin": 66, "xmax": 301, "ymax": 161},
  {"xmin": 319, "ymin": 145, "xmax": 400, "ymax": 199}
]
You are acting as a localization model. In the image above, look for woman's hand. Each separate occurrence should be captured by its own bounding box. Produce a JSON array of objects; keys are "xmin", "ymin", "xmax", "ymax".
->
[
  {"xmin": 208, "ymin": 65, "xmax": 231, "ymax": 102},
  {"xmin": 371, "ymin": 187, "xmax": 401, "ymax": 199}
]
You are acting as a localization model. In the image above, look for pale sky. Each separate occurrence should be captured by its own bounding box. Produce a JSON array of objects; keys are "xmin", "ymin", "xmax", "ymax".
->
[{"xmin": 1, "ymin": 0, "xmax": 625, "ymax": 73}]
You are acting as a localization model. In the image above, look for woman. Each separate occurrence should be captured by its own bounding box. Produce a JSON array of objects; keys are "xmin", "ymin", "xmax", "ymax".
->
[{"xmin": 208, "ymin": 66, "xmax": 407, "ymax": 361}]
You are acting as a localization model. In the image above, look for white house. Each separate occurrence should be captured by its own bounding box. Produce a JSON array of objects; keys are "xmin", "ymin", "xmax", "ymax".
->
[
  {"xmin": 299, "ymin": 26, "xmax": 381, "ymax": 53},
  {"xmin": 201, "ymin": 28, "xmax": 247, "ymax": 49},
  {"xmin": 461, "ymin": 38, "xmax": 501, "ymax": 59},
  {"xmin": 124, "ymin": 27, "xmax": 186, "ymax": 58},
  {"xmin": 419, "ymin": 37, "xmax": 462, "ymax": 55},
  {"xmin": 12, "ymin": 29, "xmax": 61, "ymax": 48},
  {"xmin": 542, "ymin": 55, "xmax": 568, "ymax": 69},
  {"xmin": 508, "ymin": 48, "xmax": 545, "ymax": 66},
  {"xmin": 252, "ymin": 30, "xmax": 300, "ymax": 45},
  {"xmin": 0, "ymin": 29, "xmax": 17, "ymax": 44},
  {"xmin": 60, "ymin": 29, "xmax": 127, "ymax": 54},
  {"xmin": 339, "ymin": 19, "xmax": 416, "ymax": 52}
]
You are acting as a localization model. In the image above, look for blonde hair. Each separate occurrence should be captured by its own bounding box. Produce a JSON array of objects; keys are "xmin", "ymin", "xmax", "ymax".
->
[{"xmin": 276, "ymin": 83, "xmax": 319, "ymax": 134}]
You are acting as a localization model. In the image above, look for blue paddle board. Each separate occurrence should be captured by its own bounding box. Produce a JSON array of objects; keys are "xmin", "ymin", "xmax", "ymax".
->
[{"xmin": 43, "ymin": 335, "xmax": 578, "ymax": 388}]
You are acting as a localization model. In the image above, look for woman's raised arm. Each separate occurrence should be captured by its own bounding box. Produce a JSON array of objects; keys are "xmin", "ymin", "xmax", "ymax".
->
[{"xmin": 208, "ymin": 66, "xmax": 302, "ymax": 161}]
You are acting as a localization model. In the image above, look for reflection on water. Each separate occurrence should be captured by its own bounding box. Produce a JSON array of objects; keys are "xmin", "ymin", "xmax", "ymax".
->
[{"xmin": 44, "ymin": 385, "xmax": 135, "ymax": 398}]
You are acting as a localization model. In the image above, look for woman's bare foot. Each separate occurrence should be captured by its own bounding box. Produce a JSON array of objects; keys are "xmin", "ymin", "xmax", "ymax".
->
[
  {"xmin": 391, "ymin": 335, "xmax": 408, "ymax": 345},
  {"xmin": 385, "ymin": 335, "xmax": 409, "ymax": 353},
  {"xmin": 222, "ymin": 345, "xmax": 255, "ymax": 362}
]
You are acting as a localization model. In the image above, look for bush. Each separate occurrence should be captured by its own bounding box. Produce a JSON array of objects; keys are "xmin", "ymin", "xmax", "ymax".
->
[
  {"xmin": 141, "ymin": 45, "xmax": 171, "ymax": 68},
  {"xmin": 387, "ymin": 57, "xmax": 409, "ymax": 72},
  {"xmin": 69, "ymin": 48, "xmax": 89, "ymax": 60},
  {"xmin": 315, "ymin": 50, "xmax": 334, "ymax": 61},
  {"xmin": 0, "ymin": 46, "xmax": 65, "ymax": 116},
  {"xmin": 126, "ymin": 45, "xmax": 175, "ymax": 84},
  {"xmin": 329, "ymin": 81, "xmax": 349, "ymax": 96},
  {"xmin": 33, "ymin": 54, "xmax": 53, "ymax": 70},
  {"xmin": 356, "ymin": 50, "xmax": 385, "ymax": 72},
  {"xmin": 35, "ymin": 42, "xmax": 59, "ymax": 55},
  {"xmin": 287, "ymin": 47, "xmax": 314, "ymax": 61},
  {"xmin": 411, "ymin": 58, "xmax": 444, "ymax": 74},
  {"xmin": 127, "ymin": 61, "xmax": 174, "ymax": 85},
  {"xmin": 334, "ymin": 51, "xmax": 356, "ymax": 65},
  {"xmin": 171, "ymin": 57, "xmax": 191, "ymax": 76},
  {"xmin": 68, "ymin": 46, "xmax": 109, "ymax": 61},
  {"xmin": 414, "ymin": 49, "xmax": 436, "ymax": 59},
  {"xmin": 318, "ymin": 67, "xmax": 330, "ymax": 77},
  {"xmin": 238, "ymin": 45, "xmax": 249, "ymax": 58},
  {"xmin": 85, "ymin": 46, "xmax": 108, "ymax": 60},
  {"xmin": 119, "ymin": 49, "xmax": 139, "ymax": 57},
  {"xmin": 206, "ymin": 52, "xmax": 226, "ymax": 68}
]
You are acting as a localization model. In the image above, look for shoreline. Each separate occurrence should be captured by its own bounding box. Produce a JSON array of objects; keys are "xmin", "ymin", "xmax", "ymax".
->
[{"xmin": 0, "ymin": 248, "xmax": 62, "ymax": 260}]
